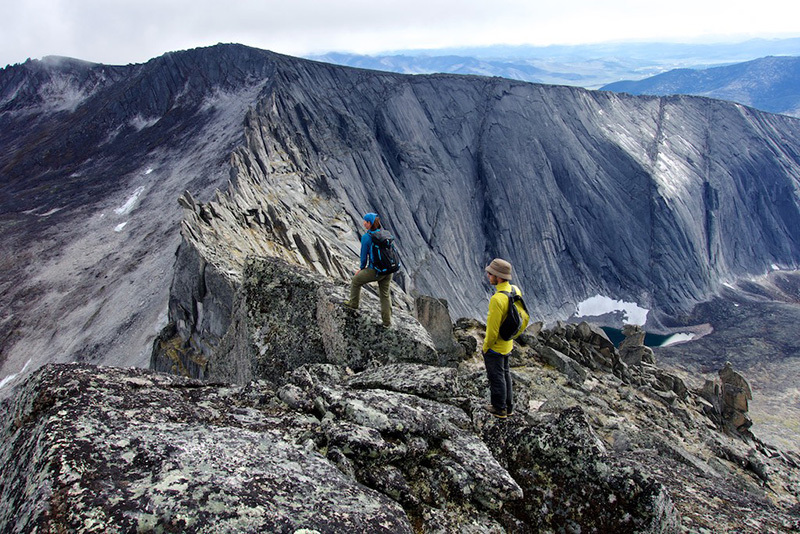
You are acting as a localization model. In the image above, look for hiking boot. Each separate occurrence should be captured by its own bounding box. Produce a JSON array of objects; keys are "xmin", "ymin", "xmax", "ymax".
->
[
  {"xmin": 484, "ymin": 405, "xmax": 507, "ymax": 418},
  {"xmin": 336, "ymin": 299, "xmax": 357, "ymax": 310}
]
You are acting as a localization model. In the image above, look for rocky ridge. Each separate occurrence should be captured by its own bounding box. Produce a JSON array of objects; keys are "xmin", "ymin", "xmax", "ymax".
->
[
  {"xmin": 165, "ymin": 45, "xmax": 800, "ymax": 326},
  {"xmin": 654, "ymin": 270, "xmax": 800, "ymax": 454},
  {"xmin": 0, "ymin": 45, "xmax": 283, "ymax": 387},
  {"xmin": 2, "ymin": 255, "xmax": 798, "ymax": 532}
]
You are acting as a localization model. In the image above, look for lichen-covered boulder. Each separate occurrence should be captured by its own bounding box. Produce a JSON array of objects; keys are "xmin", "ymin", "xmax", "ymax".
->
[
  {"xmin": 281, "ymin": 363, "xmax": 525, "ymax": 527},
  {"xmin": 482, "ymin": 406, "xmax": 681, "ymax": 533},
  {"xmin": 414, "ymin": 295, "xmax": 467, "ymax": 365},
  {"xmin": 348, "ymin": 362, "xmax": 461, "ymax": 402},
  {"xmin": 197, "ymin": 256, "xmax": 439, "ymax": 384},
  {"xmin": 0, "ymin": 364, "xmax": 412, "ymax": 534}
]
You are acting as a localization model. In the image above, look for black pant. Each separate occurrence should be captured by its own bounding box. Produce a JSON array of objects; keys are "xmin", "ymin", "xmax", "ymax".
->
[{"xmin": 484, "ymin": 349, "xmax": 512, "ymax": 412}]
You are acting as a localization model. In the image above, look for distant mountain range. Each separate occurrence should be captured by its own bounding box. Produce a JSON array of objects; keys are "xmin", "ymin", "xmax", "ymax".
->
[
  {"xmin": 601, "ymin": 56, "xmax": 800, "ymax": 117},
  {"xmin": 308, "ymin": 37, "xmax": 800, "ymax": 89}
]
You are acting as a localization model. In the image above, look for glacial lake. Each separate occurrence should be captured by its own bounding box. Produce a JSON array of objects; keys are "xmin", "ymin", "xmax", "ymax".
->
[{"xmin": 600, "ymin": 327, "xmax": 693, "ymax": 348}]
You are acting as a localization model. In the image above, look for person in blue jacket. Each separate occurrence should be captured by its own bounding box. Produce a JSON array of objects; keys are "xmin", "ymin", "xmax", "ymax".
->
[{"xmin": 344, "ymin": 212, "xmax": 393, "ymax": 327}]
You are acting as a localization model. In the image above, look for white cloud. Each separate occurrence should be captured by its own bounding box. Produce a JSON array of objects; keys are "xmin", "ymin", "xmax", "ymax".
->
[{"xmin": 2, "ymin": 0, "xmax": 799, "ymax": 67}]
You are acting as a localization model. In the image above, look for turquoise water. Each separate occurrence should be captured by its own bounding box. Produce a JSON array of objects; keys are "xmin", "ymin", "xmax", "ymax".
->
[{"xmin": 600, "ymin": 327, "xmax": 676, "ymax": 348}]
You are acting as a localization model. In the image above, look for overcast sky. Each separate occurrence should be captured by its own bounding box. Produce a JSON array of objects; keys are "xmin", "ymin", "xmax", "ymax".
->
[{"xmin": 3, "ymin": 0, "xmax": 799, "ymax": 68}]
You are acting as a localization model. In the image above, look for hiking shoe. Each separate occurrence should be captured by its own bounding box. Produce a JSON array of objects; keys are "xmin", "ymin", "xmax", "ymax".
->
[
  {"xmin": 337, "ymin": 300, "xmax": 357, "ymax": 310},
  {"xmin": 484, "ymin": 405, "xmax": 507, "ymax": 418}
]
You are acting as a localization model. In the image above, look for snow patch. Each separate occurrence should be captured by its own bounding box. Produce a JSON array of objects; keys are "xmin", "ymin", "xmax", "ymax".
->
[
  {"xmin": 37, "ymin": 208, "xmax": 63, "ymax": 217},
  {"xmin": 37, "ymin": 72, "xmax": 102, "ymax": 113},
  {"xmin": 660, "ymin": 333, "xmax": 695, "ymax": 346},
  {"xmin": 114, "ymin": 186, "xmax": 146, "ymax": 216},
  {"xmin": 0, "ymin": 359, "xmax": 32, "ymax": 390},
  {"xmin": 114, "ymin": 222, "xmax": 128, "ymax": 232},
  {"xmin": 22, "ymin": 207, "xmax": 63, "ymax": 217},
  {"xmin": 129, "ymin": 114, "xmax": 159, "ymax": 131},
  {"xmin": 144, "ymin": 168, "xmax": 154, "ymax": 175},
  {"xmin": 575, "ymin": 295, "xmax": 649, "ymax": 326}
]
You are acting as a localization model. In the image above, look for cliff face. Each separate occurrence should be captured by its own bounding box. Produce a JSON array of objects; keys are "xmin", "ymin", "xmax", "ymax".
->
[
  {"xmin": 164, "ymin": 45, "xmax": 800, "ymax": 334},
  {"xmin": 0, "ymin": 46, "xmax": 281, "ymax": 383}
]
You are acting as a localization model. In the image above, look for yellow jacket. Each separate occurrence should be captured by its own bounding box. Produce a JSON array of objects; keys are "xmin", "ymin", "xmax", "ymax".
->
[{"xmin": 483, "ymin": 281, "xmax": 521, "ymax": 355}]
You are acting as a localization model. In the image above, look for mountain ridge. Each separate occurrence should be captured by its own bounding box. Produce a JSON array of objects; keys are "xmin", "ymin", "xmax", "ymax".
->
[
  {"xmin": 309, "ymin": 37, "xmax": 800, "ymax": 89},
  {"xmin": 1, "ymin": 41, "xmax": 799, "ymax": 532},
  {"xmin": 0, "ymin": 42, "xmax": 798, "ymax": 401},
  {"xmin": 602, "ymin": 55, "xmax": 800, "ymax": 117}
]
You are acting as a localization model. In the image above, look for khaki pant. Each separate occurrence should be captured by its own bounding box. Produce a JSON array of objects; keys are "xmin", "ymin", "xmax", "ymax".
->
[{"xmin": 346, "ymin": 268, "xmax": 393, "ymax": 326}]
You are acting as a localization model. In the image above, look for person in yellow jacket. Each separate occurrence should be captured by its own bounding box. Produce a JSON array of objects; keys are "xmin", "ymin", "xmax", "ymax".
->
[{"xmin": 483, "ymin": 258, "xmax": 520, "ymax": 418}]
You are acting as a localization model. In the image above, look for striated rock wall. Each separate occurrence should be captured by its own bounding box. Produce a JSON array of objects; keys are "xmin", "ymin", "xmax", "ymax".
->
[
  {"xmin": 206, "ymin": 51, "xmax": 800, "ymax": 326},
  {"xmin": 150, "ymin": 45, "xmax": 800, "ymax": 333}
]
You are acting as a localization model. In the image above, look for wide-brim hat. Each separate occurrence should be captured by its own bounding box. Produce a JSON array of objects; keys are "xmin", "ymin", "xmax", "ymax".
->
[{"xmin": 485, "ymin": 258, "xmax": 512, "ymax": 280}]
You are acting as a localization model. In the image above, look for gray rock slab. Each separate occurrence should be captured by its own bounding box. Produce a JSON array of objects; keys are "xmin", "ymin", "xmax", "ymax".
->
[{"xmin": 0, "ymin": 363, "xmax": 412, "ymax": 533}]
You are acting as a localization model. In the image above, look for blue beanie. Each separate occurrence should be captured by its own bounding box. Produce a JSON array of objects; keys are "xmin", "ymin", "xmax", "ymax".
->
[{"xmin": 363, "ymin": 212, "xmax": 378, "ymax": 224}]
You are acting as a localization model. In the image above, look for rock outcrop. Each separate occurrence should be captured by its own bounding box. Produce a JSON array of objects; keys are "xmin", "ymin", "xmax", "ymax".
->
[
  {"xmin": 653, "ymin": 271, "xmax": 800, "ymax": 454},
  {"xmin": 153, "ymin": 256, "xmax": 436, "ymax": 384},
  {"xmin": 414, "ymin": 295, "xmax": 467, "ymax": 366},
  {"xmin": 619, "ymin": 324, "xmax": 657, "ymax": 366},
  {"xmin": 146, "ymin": 255, "xmax": 798, "ymax": 532},
  {"xmin": 699, "ymin": 361, "xmax": 754, "ymax": 433},
  {"xmin": 0, "ymin": 364, "xmax": 413, "ymax": 533}
]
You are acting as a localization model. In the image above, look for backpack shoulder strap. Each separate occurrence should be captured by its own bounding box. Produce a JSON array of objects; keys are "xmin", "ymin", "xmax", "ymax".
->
[{"xmin": 501, "ymin": 288, "xmax": 518, "ymax": 301}]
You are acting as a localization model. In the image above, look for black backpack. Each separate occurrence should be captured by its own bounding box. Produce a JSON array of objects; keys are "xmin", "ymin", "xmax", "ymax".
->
[
  {"xmin": 369, "ymin": 229, "xmax": 401, "ymax": 274},
  {"xmin": 498, "ymin": 287, "xmax": 530, "ymax": 341}
]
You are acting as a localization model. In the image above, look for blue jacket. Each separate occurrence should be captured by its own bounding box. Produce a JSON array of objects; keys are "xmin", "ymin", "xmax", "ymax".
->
[{"xmin": 359, "ymin": 230, "xmax": 378, "ymax": 269}]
